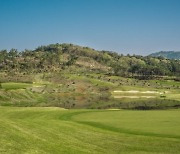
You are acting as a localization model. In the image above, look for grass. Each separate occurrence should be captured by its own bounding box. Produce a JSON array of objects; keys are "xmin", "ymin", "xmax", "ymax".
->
[
  {"xmin": 150, "ymin": 79, "xmax": 180, "ymax": 87},
  {"xmin": 0, "ymin": 107, "xmax": 180, "ymax": 153},
  {"xmin": 65, "ymin": 73, "xmax": 117, "ymax": 88},
  {"xmin": 1, "ymin": 82, "xmax": 32, "ymax": 90},
  {"xmin": 0, "ymin": 73, "xmax": 180, "ymax": 109}
]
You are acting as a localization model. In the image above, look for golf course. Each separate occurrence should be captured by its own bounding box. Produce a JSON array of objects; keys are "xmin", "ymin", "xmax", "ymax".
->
[
  {"xmin": 0, "ymin": 40, "xmax": 180, "ymax": 154},
  {"xmin": 0, "ymin": 107, "xmax": 180, "ymax": 153},
  {"xmin": 1, "ymin": 0, "xmax": 180, "ymax": 153}
]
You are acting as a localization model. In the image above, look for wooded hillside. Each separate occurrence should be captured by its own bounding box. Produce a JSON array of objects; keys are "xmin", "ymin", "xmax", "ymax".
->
[{"xmin": 0, "ymin": 43, "xmax": 180, "ymax": 78}]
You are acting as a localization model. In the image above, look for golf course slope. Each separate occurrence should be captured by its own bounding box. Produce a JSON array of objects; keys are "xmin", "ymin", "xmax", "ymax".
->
[{"xmin": 0, "ymin": 107, "xmax": 180, "ymax": 153}]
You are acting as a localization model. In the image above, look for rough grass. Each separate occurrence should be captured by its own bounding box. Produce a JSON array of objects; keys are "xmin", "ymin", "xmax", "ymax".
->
[
  {"xmin": 0, "ymin": 107, "xmax": 180, "ymax": 153},
  {"xmin": 1, "ymin": 82, "xmax": 32, "ymax": 90},
  {"xmin": 0, "ymin": 73, "xmax": 180, "ymax": 109}
]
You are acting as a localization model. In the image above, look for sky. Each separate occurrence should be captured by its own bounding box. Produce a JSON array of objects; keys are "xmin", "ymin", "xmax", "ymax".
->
[{"xmin": 0, "ymin": 0, "xmax": 180, "ymax": 55}]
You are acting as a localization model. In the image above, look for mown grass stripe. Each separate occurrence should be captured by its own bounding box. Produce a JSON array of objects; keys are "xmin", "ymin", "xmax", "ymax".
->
[{"xmin": 60, "ymin": 110, "xmax": 180, "ymax": 140}]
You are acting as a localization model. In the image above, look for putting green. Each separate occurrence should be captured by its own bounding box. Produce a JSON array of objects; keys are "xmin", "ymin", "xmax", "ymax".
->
[{"xmin": 0, "ymin": 107, "xmax": 180, "ymax": 153}]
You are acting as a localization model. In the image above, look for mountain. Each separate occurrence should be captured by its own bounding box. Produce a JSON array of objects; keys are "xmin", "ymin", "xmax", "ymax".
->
[
  {"xmin": 0, "ymin": 43, "xmax": 180, "ymax": 109},
  {"xmin": 149, "ymin": 51, "xmax": 180, "ymax": 60},
  {"xmin": 0, "ymin": 43, "xmax": 180, "ymax": 78}
]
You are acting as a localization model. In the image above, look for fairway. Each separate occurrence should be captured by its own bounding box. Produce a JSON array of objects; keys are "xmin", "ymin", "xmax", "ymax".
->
[
  {"xmin": 1, "ymin": 0, "xmax": 180, "ymax": 153},
  {"xmin": 0, "ymin": 107, "xmax": 180, "ymax": 153}
]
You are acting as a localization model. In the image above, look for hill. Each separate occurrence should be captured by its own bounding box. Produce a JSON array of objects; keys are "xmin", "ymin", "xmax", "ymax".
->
[
  {"xmin": 0, "ymin": 43, "xmax": 180, "ymax": 109},
  {"xmin": 0, "ymin": 43, "xmax": 180, "ymax": 78},
  {"xmin": 149, "ymin": 51, "xmax": 180, "ymax": 60}
]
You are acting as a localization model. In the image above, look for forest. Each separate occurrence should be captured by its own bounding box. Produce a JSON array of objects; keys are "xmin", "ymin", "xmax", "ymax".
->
[{"xmin": 0, "ymin": 43, "xmax": 179, "ymax": 78}]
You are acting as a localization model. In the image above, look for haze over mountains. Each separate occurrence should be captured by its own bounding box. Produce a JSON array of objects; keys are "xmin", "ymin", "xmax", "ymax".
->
[{"xmin": 149, "ymin": 51, "xmax": 180, "ymax": 60}]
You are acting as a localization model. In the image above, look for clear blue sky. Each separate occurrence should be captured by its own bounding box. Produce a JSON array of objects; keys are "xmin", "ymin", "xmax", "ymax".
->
[{"xmin": 0, "ymin": 0, "xmax": 180, "ymax": 55}]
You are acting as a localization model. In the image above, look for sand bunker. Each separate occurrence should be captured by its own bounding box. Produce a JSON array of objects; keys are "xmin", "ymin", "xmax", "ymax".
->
[
  {"xmin": 114, "ymin": 90, "xmax": 160, "ymax": 94},
  {"xmin": 114, "ymin": 96, "xmax": 156, "ymax": 99},
  {"xmin": 140, "ymin": 96, "xmax": 156, "ymax": 98},
  {"xmin": 141, "ymin": 91, "xmax": 159, "ymax": 94},
  {"xmin": 114, "ymin": 96, "xmax": 139, "ymax": 98},
  {"xmin": 114, "ymin": 90, "xmax": 139, "ymax": 93},
  {"xmin": 113, "ymin": 90, "xmax": 168, "ymax": 99}
]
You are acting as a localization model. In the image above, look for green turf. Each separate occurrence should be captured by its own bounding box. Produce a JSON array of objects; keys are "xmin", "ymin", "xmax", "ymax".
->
[
  {"xmin": 0, "ymin": 107, "xmax": 180, "ymax": 153},
  {"xmin": 0, "ymin": 74, "xmax": 180, "ymax": 109},
  {"xmin": 1, "ymin": 82, "xmax": 32, "ymax": 90}
]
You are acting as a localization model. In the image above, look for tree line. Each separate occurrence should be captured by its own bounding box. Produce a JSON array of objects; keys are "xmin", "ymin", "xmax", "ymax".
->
[{"xmin": 0, "ymin": 43, "xmax": 179, "ymax": 78}]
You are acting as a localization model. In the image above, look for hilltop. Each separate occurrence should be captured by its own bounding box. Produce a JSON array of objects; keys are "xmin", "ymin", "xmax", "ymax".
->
[
  {"xmin": 0, "ymin": 43, "xmax": 180, "ymax": 109},
  {"xmin": 0, "ymin": 43, "xmax": 180, "ymax": 78},
  {"xmin": 149, "ymin": 51, "xmax": 180, "ymax": 60}
]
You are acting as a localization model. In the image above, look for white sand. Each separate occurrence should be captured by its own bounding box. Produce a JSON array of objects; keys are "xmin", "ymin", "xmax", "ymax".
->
[
  {"xmin": 114, "ymin": 96, "xmax": 140, "ymax": 99},
  {"xmin": 141, "ymin": 91, "xmax": 159, "ymax": 94},
  {"xmin": 114, "ymin": 90, "xmax": 140, "ymax": 93},
  {"xmin": 114, "ymin": 90, "xmax": 160, "ymax": 94},
  {"xmin": 114, "ymin": 96, "xmax": 156, "ymax": 99}
]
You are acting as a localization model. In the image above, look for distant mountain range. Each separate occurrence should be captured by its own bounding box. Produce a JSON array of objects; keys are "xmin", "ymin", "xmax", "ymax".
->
[{"xmin": 149, "ymin": 51, "xmax": 180, "ymax": 60}]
